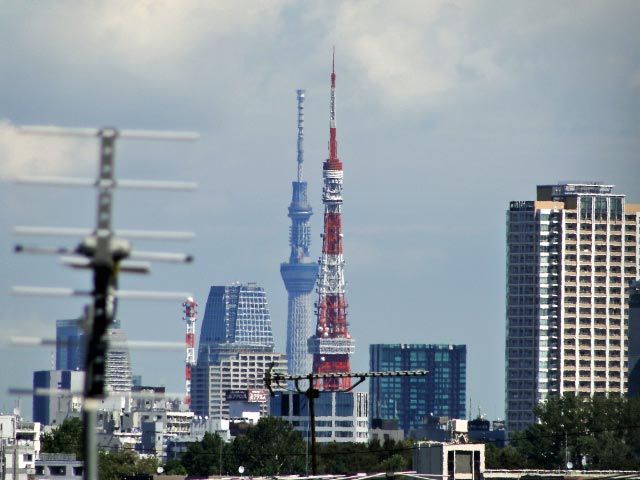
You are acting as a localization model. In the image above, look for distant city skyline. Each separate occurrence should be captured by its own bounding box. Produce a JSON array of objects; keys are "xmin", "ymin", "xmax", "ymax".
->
[{"xmin": 0, "ymin": 2, "xmax": 638, "ymax": 422}]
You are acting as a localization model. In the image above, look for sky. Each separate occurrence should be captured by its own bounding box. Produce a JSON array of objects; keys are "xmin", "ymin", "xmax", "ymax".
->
[{"xmin": 0, "ymin": 1, "xmax": 639, "ymax": 421}]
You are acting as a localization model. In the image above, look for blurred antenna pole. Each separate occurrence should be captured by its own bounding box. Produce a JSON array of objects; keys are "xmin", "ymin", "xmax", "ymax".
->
[{"xmin": 12, "ymin": 125, "xmax": 197, "ymax": 480}]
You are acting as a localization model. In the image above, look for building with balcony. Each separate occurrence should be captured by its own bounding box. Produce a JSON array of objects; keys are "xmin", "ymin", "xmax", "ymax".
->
[
  {"xmin": 505, "ymin": 182, "xmax": 639, "ymax": 432},
  {"xmin": 628, "ymin": 280, "xmax": 640, "ymax": 397}
]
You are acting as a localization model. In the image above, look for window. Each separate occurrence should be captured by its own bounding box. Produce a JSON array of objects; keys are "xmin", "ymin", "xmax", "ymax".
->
[
  {"xmin": 610, "ymin": 197, "xmax": 623, "ymax": 220},
  {"xmin": 595, "ymin": 197, "xmax": 608, "ymax": 220},
  {"xmin": 580, "ymin": 197, "xmax": 592, "ymax": 220}
]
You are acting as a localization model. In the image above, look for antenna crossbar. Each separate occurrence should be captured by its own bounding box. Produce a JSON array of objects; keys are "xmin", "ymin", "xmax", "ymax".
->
[
  {"xmin": 15, "ymin": 226, "xmax": 194, "ymax": 240},
  {"xmin": 16, "ymin": 176, "xmax": 197, "ymax": 190},
  {"xmin": 18, "ymin": 125, "xmax": 199, "ymax": 141}
]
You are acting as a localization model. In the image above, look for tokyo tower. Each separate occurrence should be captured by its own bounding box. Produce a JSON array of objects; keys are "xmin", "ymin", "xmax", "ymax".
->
[{"xmin": 308, "ymin": 50, "xmax": 355, "ymax": 390}]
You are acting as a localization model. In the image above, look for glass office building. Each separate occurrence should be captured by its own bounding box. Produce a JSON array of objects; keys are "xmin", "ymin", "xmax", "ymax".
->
[
  {"xmin": 369, "ymin": 344, "xmax": 466, "ymax": 434},
  {"xmin": 56, "ymin": 319, "xmax": 84, "ymax": 371},
  {"xmin": 192, "ymin": 283, "xmax": 285, "ymax": 419},
  {"xmin": 199, "ymin": 283, "xmax": 274, "ymax": 356}
]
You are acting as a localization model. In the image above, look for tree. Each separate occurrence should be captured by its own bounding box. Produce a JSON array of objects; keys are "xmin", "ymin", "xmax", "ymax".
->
[
  {"xmin": 485, "ymin": 443, "xmax": 528, "ymax": 469},
  {"xmin": 163, "ymin": 459, "xmax": 187, "ymax": 475},
  {"xmin": 41, "ymin": 418, "xmax": 84, "ymax": 460},
  {"xmin": 511, "ymin": 395, "xmax": 640, "ymax": 470},
  {"xmin": 180, "ymin": 432, "xmax": 226, "ymax": 477},
  {"xmin": 98, "ymin": 450, "xmax": 158, "ymax": 480},
  {"xmin": 228, "ymin": 417, "xmax": 306, "ymax": 475}
]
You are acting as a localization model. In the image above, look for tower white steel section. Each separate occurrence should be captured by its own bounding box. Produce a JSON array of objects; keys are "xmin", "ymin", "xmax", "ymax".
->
[
  {"xmin": 281, "ymin": 90, "xmax": 318, "ymax": 380},
  {"xmin": 505, "ymin": 182, "xmax": 640, "ymax": 433},
  {"xmin": 183, "ymin": 296, "xmax": 197, "ymax": 405}
]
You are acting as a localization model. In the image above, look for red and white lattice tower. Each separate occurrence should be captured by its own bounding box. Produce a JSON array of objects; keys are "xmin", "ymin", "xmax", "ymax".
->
[
  {"xmin": 182, "ymin": 296, "xmax": 197, "ymax": 405},
  {"xmin": 309, "ymin": 49, "xmax": 355, "ymax": 390}
]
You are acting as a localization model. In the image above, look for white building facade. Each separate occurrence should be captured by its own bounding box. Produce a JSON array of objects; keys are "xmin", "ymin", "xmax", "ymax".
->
[{"xmin": 505, "ymin": 183, "xmax": 639, "ymax": 432}]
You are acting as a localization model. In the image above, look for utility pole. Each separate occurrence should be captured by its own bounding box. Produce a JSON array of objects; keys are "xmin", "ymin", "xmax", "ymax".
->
[{"xmin": 265, "ymin": 368, "xmax": 428, "ymax": 475}]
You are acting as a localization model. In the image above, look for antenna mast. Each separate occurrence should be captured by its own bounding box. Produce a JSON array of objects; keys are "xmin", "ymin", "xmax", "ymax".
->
[{"xmin": 296, "ymin": 90, "xmax": 305, "ymax": 182}]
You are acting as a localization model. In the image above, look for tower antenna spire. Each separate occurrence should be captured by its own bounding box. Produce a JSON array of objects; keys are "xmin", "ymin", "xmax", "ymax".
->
[
  {"xmin": 332, "ymin": 46, "xmax": 335, "ymax": 75},
  {"xmin": 296, "ymin": 90, "xmax": 305, "ymax": 182},
  {"xmin": 329, "ymin": 47, "xmax": 337, "ymax": 160}
]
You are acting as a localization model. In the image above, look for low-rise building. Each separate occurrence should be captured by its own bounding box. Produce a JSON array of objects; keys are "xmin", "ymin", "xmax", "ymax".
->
[
  {"xmin": 35, "ymin": 453, "xmax": 83, "ymax": 480},
  {"xmin": 413, "ymin": 441, "xmax": 485, "ymax": 479},
  {"xmin": 0, "ymin": 413, "xmax": 42, "ymax": 480},
  {"xmin": 270, "ymin": 391, "xmax": 369, "ymax": 443}
]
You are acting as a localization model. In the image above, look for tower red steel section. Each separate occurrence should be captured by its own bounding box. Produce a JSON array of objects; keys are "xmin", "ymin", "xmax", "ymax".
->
[
  {"xmin": 183, "ymin": 296, "xmax": 197, "ymax": 405},
  {"xmin": 309, "ymin": 49, "xmax": 355, "ymax": 390}
]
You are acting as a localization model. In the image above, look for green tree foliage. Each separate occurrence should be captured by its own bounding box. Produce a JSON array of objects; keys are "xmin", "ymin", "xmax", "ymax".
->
[
  {"xmin": 506, "ymin": 395, "xmax": 640, "ymax": 470},
  {"xmin": 317, "ymin": 439, "xmax": 412, "ymax": 473},
  {"xmin": 163, "ymin": 459, "xmax": 187, "ymax": 475},
  {"xmin": 485, "ymin": 443, "xmax": 528, "ymax": 469},
  {"xmin": 40, "ymin": 418, "xmax": 84, "ymax": 460},
  {"xmin": 180, "ymin": 432, "xmax": 227, "ymax": 477},
  {"xmin": 228, "ymin": 416, "xmax": 306, "ymax": 475},
  {"xmin": 98, "ymin": 450, "xmax": 158, "ymax": 480}
]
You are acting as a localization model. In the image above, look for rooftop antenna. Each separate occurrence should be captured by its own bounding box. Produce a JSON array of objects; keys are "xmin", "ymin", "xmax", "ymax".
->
[
  {"xmin": 9, "ymin": 124, "xmax": 198, "ymax": 480},
  {"xmin": 265, "ymin": 368, "xmax": 429, "ymax": 475}
]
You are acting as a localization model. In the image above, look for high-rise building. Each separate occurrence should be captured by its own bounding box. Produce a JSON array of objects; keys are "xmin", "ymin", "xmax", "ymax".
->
[
  {"xmin": 369, "ymin": 344, "xmax": 466, "ymax": 435},
  {"xmin": 199, "ymin": 283, "xmax": 274, "ymax": 352},
  {"xmin": 191, "ymin": 283, "xmax": 286, "ymax": 419},
  {"xmin": 192, "ymin": 351, "xmax": 286, "ymax": 419},
  {"xmin": 628, "ymin": 280, "xmax": 640, "ymax": 397},
  {"xmin": 281, "ymin": 89, "xmax": 318, "ymax": 381},
  {"xmin": 104, "ymin": 327, "xmax": 133, "ymax": 394},
  {"xmin": 56, "ymin": 319, "xmax": 84, "ymax": 371},
  {"xmin": 33, "ymin": 370, "xmax": 84, "ymax": 426},
  {"xmin": 505, "ymin": 182, "xmax": 640, "ymax": 432},
  {"xmin": 309, "ymin": 51, "xmax": 355, "ymax": 391}
]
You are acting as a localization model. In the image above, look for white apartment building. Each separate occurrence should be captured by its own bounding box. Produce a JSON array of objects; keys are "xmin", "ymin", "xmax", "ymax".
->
[{"xmin": 505, "ymin": 182, "xmax": 639, "ymax": 433}]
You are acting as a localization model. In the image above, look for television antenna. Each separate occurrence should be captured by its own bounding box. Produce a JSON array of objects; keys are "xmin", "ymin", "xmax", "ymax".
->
[
  {"xmin": 10, "ymin": 125, "xmax": 198, "ymax": 480},
  {"xmin": 265, "ymin": 368, "xmax": 428, "ymax": 475}
]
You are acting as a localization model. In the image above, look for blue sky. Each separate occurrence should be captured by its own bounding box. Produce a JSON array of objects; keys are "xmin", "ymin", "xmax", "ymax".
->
[{"xmin": 0, "ymin": 1, "xmax": 639, "ymax": 420}]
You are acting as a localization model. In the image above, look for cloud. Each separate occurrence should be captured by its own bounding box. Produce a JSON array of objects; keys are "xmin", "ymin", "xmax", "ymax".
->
[
  {"xmin": 19, "ymin": 1, "xmax": 290, "ymax": 85},
  {"xmin": 0, "ymin": 119, "xmax": 95, "ymax": 177},
  {"xmin": 324, "ymin": 1, "xmax": 507, "ymax": 110}
]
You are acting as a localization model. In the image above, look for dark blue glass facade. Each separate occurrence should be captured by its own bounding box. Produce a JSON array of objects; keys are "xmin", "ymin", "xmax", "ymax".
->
[
  {"xmin": 369, "ymin": 344, "xmax": 466, "ymax": 434},
  {"xmin": 56, "ymin": 319, "xmax": 84, "ymax": 371}
]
